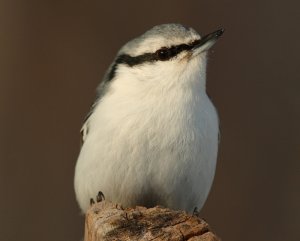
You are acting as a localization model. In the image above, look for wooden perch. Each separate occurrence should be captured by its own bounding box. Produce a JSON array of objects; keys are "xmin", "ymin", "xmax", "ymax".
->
[{"xmin": 84, "ymin": 201, "xmax": 220, "ymax": 241}]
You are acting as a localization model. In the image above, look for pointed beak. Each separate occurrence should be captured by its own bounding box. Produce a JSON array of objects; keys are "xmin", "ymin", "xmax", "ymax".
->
[{"xmin": 192, "ymin": 28, "xmax": 224, "ymax": 55}]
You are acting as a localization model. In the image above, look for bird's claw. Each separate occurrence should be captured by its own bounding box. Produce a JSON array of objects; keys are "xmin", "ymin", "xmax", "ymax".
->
[
  {"xmin": 192, "ymin": 207, "xmax": 200, "ymax": 217},
  {"xmin": 96, "ymin": 191, "xmax": 105, "ymax": 202},
  {"xmin": 89, "ymin": 191, "xmax": 105, "ymax": 206}
]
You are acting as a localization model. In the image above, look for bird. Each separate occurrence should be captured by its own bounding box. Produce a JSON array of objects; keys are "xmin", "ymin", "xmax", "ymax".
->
[{"xmin": 74, "ymin": 23, "xmax": 224, "ymax": 213}]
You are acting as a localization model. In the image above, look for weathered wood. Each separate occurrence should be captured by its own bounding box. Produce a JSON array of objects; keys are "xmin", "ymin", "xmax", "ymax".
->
[{"xmin": 84, "ymin": 201, "xmax": 220, "ymax": 241}]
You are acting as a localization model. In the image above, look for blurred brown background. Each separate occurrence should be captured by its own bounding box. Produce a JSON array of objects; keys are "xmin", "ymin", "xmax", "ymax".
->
[{"xmin": 0, "ymin": 0, "xmax": 299, "ymax": 241}]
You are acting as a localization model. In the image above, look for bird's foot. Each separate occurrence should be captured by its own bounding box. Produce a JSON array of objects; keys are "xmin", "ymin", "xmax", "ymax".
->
[
  {"xmin": 192, "ymin": 207, "xmax": 201, "ymax": 217},
  {"xmin": 96, "ymin": 191, "xmax": 105, "ymax": 202},
  {"xmin": 89, "ymin": 191, "xmax": 105, "ymax": 206}
]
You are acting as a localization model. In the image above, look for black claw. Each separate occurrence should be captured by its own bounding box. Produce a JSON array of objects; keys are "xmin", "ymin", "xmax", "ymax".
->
[
  {"xmin": 96, "ymin": 191, "xmax": 105, "ymax": 202},
  {"xmin": 193, "ymin": 207, "xmax": 198, "ymax": 214},
  {"xmin": 193, "ymin": 207, "xmax": 200, "ymax": 217},
  {"xmin": 90, "ymin": 198, "xmax": 95, "ymax": 206}
]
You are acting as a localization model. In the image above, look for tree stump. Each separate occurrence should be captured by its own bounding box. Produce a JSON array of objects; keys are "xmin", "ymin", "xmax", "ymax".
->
[{"xmin": 84, "ymin": 201, "xmax": 220, "ymax": 241}]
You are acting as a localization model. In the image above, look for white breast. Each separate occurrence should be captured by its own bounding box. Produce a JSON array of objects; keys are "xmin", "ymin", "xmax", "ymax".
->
[{"xmin": 74, "ymin": 67, "xmax": 219, "ymax": 213}]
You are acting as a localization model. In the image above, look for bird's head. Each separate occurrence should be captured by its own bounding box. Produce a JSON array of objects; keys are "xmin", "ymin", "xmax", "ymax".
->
[{"xmin": 104, "ymin": 24, "xmax": 224, "ymax": 96}]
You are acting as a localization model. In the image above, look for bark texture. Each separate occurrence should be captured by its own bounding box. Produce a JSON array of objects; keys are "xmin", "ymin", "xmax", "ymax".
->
[{"xmin": 84, "ymin": 201, "xmax": 220, "ymax": 241}]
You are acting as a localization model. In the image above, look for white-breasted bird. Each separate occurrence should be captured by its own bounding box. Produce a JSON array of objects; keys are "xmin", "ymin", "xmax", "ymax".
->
[{"xmin": 74, "ymin": 23, "xmax": 224, "ymax": 213}]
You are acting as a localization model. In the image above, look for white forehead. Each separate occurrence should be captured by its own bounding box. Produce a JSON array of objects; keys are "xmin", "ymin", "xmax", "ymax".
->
[{"xmin": 119, "ymin": 24, "xmax": 201, "ymax": 56}]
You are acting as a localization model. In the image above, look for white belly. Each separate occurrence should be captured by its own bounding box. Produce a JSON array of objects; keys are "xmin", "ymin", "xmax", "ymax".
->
[{"xmin": 74, "ymin": 91, "xmax": 219, "ymax": 213}]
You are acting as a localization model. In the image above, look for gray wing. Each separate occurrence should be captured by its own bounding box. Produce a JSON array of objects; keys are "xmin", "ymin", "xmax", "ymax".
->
[{"xmin": 80, "ymin": 60, "xmax": 118, "ymax": 144}]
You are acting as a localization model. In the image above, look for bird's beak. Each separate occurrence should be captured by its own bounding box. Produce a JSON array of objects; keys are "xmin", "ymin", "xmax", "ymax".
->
[{"xmin": 192, "ymin": 28, "xmax": 224, "ymax": 55}]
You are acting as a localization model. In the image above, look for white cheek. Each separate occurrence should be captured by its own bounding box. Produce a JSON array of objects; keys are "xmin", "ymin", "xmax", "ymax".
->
[{"xmin": 110, "ymin": 54, "xmax": 207, "ymax": 100}]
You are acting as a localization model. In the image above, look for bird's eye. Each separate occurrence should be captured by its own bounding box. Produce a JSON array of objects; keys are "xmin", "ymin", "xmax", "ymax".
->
[
  {"xmin": 177, "ymin": 44, "xmax": 190, "ymax": 52},
  {"xmin": 156, "ymin": 48, "xmax": 170, "ymax": 61}
]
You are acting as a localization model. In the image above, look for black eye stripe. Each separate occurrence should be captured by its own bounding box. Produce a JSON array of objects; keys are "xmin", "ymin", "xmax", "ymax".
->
[{"xmin": 107, "ymin": 39, "xmax": 201, "ymax": 81}]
